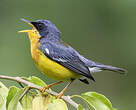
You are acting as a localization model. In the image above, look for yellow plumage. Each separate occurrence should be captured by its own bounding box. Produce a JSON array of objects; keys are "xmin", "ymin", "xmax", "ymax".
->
[
  {"xmin": 19, "ymin": 19, "xmax": 127, "ymax": 98},
  {"xmin": 27, "ymin": 30, "xmax": 80, "ymax": 81}
]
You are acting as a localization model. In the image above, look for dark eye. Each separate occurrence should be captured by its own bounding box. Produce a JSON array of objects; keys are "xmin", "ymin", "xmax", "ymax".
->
[{"xmin": 38, "ymin": 23, "xmax": 44, "ymax": 30}]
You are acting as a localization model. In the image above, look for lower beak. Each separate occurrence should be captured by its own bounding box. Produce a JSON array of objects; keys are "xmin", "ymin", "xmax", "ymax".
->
[
  {"xmin": 18, "ymin": 30, "xmax": 32, "ymax": 33},
  {"xmin": 19, "ymin": 18, "xmax": 34, "ymax": 33}
]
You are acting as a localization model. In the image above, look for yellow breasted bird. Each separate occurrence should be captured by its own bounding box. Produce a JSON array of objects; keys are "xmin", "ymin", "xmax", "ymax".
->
[{"xmin": 19, "ymin": 19, "xmax": 127, "ymax": 98}]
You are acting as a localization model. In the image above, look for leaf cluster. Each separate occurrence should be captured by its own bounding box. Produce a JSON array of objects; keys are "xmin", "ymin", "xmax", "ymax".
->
[{"xmin": 0, "ymin": 76, "xmax": 117, "ymax": 110}]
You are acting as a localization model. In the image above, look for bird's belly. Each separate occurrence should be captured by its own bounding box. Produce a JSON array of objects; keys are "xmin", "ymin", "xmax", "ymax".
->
[{"xmin": 32, "ymin": 49, "xmax": 80, "ymax": 81}]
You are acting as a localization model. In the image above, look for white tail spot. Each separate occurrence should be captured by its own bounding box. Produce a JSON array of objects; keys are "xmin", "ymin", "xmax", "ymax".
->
[{"xmin": 89, "ymin": 67, "xmax": 102, "ymax": 73}]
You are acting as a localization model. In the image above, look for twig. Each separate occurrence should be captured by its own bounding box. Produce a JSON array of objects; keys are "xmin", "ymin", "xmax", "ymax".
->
[
  {"xmin": 18, "ymin": 82, "xmax": 25, "ymax": 88},
  {"xmin": 19, "ymin": 87, "xmax": 30, "ymax": 101},
  {"xmin": 0, "ymin": 75, "xmax": 81, "ymax": 109}
]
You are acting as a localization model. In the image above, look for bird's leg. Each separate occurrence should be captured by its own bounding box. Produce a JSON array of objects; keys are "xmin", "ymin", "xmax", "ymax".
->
[
  {"xmin": 56, "ymin": 80, "xmax": 73, "ymax": 99},
  {"xmin": 40, "ymin": 81, "xmax": 63, "ymax": 93}
]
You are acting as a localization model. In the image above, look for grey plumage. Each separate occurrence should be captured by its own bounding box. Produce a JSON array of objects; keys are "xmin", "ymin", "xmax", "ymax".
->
[
  {"xmin": 31, "ymin": 19, "xmax": 127, "ymax": 83},
  {"xmin": 78, "ymin": 54, "xmax": 127, "ymax": 74}
]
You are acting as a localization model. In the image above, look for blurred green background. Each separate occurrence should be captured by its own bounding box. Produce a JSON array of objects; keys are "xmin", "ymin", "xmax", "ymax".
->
[{"xmin": 0, "ymin": 0, "xmax": 135, "ymax": 109}]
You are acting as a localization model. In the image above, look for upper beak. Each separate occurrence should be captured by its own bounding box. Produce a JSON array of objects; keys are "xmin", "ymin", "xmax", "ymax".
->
[
  {"xmin": 18, "ymin": 18, "xmax": 34, "ymax": 33},
  {"xmin": 20, "ymin": 18, "xmax": 31, "ymax": 24}
]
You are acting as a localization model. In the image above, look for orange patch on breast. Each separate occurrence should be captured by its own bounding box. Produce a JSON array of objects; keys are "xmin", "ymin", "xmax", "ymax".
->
[
  {"xmin": 27, "ymin": 30, "xmax": 41, "ymax": 65},
  {"xmin": 26, "ymin": 30, "xmax": 81, "ymax": 81},
  {"xmin": 31, "ymin": 43, "xmax": 41, "ymax": 65}
]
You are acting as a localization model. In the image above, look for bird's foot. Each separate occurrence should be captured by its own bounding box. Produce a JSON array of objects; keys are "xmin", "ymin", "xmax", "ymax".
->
[
  {"xmin": 56, "ymin": 91, "xmax": 64, "ymax": 99},
  {"xmin": 56, "ymin": 80, "xmax": 73, "ymax": 98},
  {"xmin": 40, "ymin": 81, "xmax": 63, "ymax": 93},
  {"xmin": 40, "ymin": 86, "xmax": 50, "ymax": 93}
]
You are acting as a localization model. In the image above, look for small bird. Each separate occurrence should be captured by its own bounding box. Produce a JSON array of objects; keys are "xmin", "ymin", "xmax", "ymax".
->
[{"xmin": 19, "ymin": 19, "xmax": 127, "ymax": 98}]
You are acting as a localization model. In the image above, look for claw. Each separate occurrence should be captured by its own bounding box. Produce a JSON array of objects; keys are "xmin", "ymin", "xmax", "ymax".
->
[
  {"xmin": 40, "ymin": 86, "xmax": 49, "ymax": 93},
  {"xmin": 56, "ymin": 92, "xmax": 64, "ymax": 99},
  {"xmin": 56, "ymin": 80, "xmax": 73, "ymax": 99},
  {"xmin": 40, "ymin": 81, "xmax": 63, "ymax": 93}
]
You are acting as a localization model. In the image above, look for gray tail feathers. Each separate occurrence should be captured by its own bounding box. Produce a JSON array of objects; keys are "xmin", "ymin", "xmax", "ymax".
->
[{"xmin": 94, "ymin": 64, "xmax": 127, "ymax": 74}]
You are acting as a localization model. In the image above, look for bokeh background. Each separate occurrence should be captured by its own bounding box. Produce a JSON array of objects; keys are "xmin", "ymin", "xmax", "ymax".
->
[{"xmin": 0, "ymin": 0, "xmax": 135, "ymax": 109}]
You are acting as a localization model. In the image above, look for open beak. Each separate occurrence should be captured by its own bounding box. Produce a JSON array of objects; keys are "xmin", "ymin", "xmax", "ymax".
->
[{"xmin": 18, "ymin": 18, "xmax": 34, "ymax": 33}]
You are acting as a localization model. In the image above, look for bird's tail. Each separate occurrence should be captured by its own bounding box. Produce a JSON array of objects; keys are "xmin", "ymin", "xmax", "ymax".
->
[
  {"xmin": 94, "ymin": 63, "xmax": 127, "ymax": 74},
  {"xmin": 78, "ymin": 55, "xmax": 127, "ymax": 74}
]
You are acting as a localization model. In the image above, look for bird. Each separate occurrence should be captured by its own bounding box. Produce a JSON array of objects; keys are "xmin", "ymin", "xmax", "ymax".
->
[{"xmin": 19, "ymin": 18, "xmax": 127, "ymax": 98}]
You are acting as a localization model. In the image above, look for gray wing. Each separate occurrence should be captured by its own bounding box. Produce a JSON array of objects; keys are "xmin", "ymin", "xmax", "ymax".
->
[{"xmin": 39, "ymin": 41, "xmax": 95, "ymax": 81}]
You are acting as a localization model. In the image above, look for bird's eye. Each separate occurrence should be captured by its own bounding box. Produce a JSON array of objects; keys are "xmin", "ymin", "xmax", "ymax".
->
[{"xmin": 38, "ymin": 23, "xmax": 44, "ymax": 30}]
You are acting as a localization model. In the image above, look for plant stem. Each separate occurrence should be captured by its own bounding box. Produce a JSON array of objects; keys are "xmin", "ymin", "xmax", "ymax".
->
[{"xmin": 0, "ymin": 75, "xmax": 82, "ymax": 109}]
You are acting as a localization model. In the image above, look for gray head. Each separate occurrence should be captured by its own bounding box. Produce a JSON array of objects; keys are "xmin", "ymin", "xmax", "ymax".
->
[{"xmin": 31, "ymin": 20, "xmax": 60, "ymax": 37}]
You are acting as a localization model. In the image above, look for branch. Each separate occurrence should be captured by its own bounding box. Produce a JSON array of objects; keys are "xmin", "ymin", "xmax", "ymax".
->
[{"xmin": 0, "ymin": 75, "xmax": 81, "ymax": 109}]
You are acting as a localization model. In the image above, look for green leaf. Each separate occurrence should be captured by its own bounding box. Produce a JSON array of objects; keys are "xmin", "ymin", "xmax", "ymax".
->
[
  {"xmin": 32, "ymin": 95, "xmax": 68, "ymax": 110},
  {"xmin": 72, "ymin": 95, "xmax": 94, "ymax": 110},
  {"xmin": 83, "ymin": 92, "xmax": 114, "ymax": 110},
  {"xmin": 0, "ymin": 95, "xmax": 4, "ymax": 110},
  {"xmin": 77, "ymin": 104, "xmax": 83, "ymax": 110},
  {"xmin": 22, "ymin": 76, "xmax": 47, "ymax": 87},
  {"xmin": 48, "ymin": 99, "xmax": 68, "ymax": 110},
  {"xmin": 72, "ymin": 92, "xmax": 116, "ymax": 110},
  {"xmin": 0, "ymin": 81, "xmax": 9, "ymax": 110},
  {"xmin": 113, "ymin": 108, "xmax": 118, "ymax": 110},
  {"xmin": 7, "ymin": 87, "xmax": 24, "ymax": 110},
  {"xmin": 21, "ymin": 95, "xmax": 33, "ymax": 110},
  {"xmin": 0, "ymin": 82, "xmax": 8, "ymax": 98},
  {"xmin": 6, "ymin": 86, "xmax": 19, "ymax": 109},
  {"xmin": 32, "ymin": 95, "xmax": 51, "ymax": 110}
]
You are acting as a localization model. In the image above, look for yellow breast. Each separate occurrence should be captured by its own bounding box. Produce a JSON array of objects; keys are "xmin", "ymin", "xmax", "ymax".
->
[{"xmin": 27, "ymin": 30, "xmax": 80, "ymax": 81}]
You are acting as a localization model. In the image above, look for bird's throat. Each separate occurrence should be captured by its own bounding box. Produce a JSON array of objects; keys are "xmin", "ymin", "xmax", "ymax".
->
[
  {"xmin": 27, "ymin": 30, "xmax": 40, "ymax": 44},
  {"xmin": 26, "ymin": 30, "xmax": 41, "ymax": 65}
]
